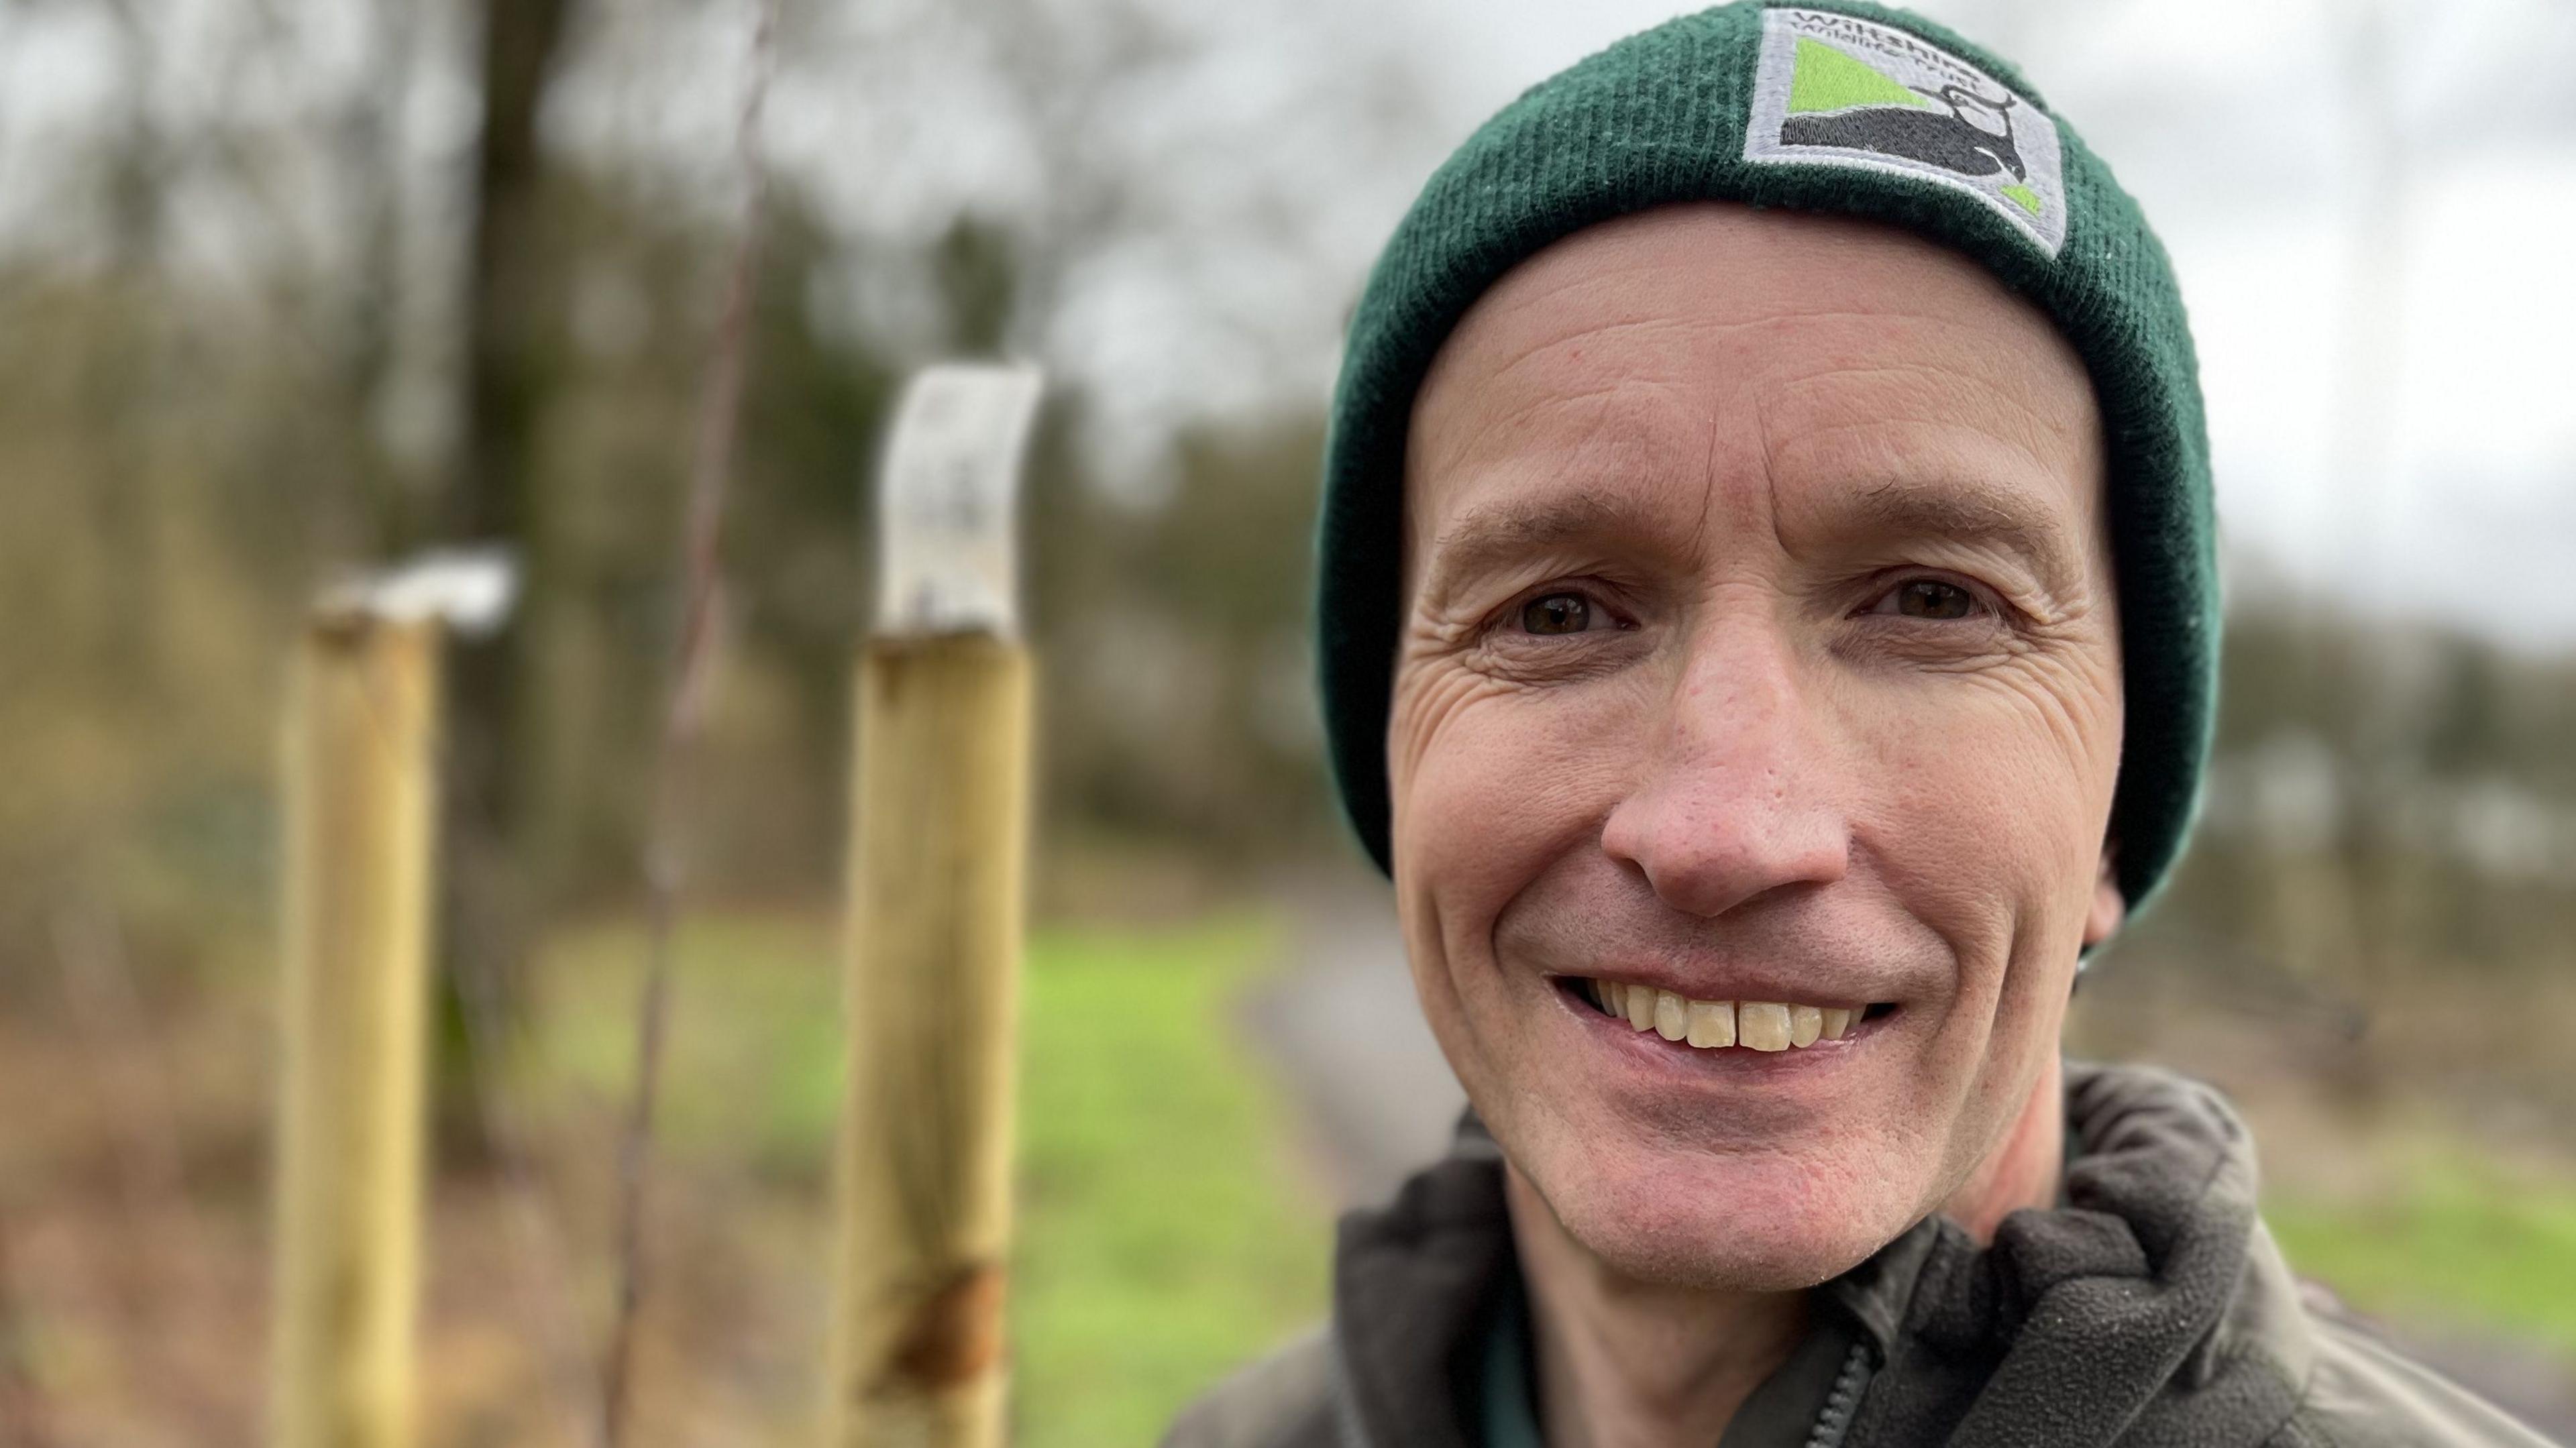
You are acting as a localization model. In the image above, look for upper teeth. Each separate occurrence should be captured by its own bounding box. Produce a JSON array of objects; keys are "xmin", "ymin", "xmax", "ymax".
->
[{"xmin": 1593, "ymin": 980, "xmax": 1855, "ymax": 1052}]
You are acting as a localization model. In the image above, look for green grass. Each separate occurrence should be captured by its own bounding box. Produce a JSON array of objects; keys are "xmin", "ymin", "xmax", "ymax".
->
[
  {"xmin": 2265, "ymin": 1150, "xmax": 2576, "ymax": 1360},
  {"xmin": 536, "ymin": 911, "xmax": 850, "ymax": 1178},
  {"xmin": 1010, "ymin": 914, "xmax": 1332, "ymax": 1447},
  {"xmin": 531, "ymin": 907, "xmax": 1333, "ymax": 1443}
]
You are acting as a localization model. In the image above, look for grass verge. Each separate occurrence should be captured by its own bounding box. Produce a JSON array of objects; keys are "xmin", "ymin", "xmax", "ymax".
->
[
  {"xmin": 531, "ymin": 907, "xmax": 1333, "ymax": 1444},
  {"xmin": 1011, "ymin": 913, "xmax": 1332, "ymax": 1447},
  {"xmin": 2266, "ymin": 1148, "xmax": 2576, "ymax": 1362}
]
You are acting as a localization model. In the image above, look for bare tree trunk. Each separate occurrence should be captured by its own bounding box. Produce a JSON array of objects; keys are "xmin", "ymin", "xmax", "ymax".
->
[
  {"xmin": 445, "ymin": 0, "xmax": 574, "ymax": 1146},
  {"xmin": 459, "ymin": 0, "xmax": 570, "ymax": 543}
]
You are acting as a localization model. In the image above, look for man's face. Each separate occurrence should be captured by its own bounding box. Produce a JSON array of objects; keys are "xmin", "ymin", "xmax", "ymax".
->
[{"xmin": 1387, "ymin": 203, "xmax": 2126, "ymax": 1290}]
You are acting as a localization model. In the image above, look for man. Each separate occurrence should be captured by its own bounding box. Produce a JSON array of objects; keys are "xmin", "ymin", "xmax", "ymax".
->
[{"xmin": 1167, "ymin": 3, "xmax": 2561, "ymax": 1446}]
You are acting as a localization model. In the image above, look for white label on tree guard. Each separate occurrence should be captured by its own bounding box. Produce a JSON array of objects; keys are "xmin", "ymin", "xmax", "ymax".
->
[
  {"xmin": 321, "ymin": 545, "xmax": 521, "ymax": 634},
  {"xmin": 875, "ymin": 363, "xmax": 1044, "ymax": 637}
]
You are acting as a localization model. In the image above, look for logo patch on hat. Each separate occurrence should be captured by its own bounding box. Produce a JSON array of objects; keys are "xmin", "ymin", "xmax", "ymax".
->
[{"xmin": 1744, "ymin": 7, "xmax": 2066, "ymax": 256}]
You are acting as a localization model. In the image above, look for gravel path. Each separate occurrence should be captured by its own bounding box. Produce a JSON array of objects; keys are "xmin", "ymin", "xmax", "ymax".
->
[{"xmin": 1238, "ymin": 870, "xmax": 1462, "ymax": 1210}]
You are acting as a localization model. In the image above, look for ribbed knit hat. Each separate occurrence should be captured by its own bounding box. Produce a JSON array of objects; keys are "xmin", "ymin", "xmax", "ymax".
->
[{"xmin": 1315, "ymin": 0, "xmax": 2217, "ymax": 912}]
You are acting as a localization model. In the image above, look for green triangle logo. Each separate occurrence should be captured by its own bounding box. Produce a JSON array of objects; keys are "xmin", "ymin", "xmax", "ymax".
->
[{"xmin": 1786, "ymin": 38, "xmax": 1935, "ymax": 115}]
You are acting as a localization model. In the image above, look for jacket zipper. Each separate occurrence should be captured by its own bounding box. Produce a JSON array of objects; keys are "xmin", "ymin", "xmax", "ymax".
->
[{"xmin": 1802, "ymin": 1339, "xmax": 1875, "ymax": 1448}]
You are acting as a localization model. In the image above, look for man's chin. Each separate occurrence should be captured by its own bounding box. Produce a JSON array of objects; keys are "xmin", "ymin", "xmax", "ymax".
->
[{"xmin": 1525, "ymin": 1141, "xmax": 1923, "ymax": 1293}]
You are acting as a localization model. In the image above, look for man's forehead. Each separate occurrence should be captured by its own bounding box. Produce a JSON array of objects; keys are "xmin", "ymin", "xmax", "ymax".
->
[{"xmin": 1399, "ymin": 202, "xmax": 2104, "ymax": 596}]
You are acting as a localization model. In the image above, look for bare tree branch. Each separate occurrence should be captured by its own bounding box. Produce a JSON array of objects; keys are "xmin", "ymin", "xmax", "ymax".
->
[{"xmin": 596, "ymin": 0, "xmax": 782, "ymax": 1441}]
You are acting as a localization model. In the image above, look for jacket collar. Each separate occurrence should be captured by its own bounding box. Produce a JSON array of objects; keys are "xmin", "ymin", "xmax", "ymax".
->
[
  {"xmin": 1330, "ymin": 1105, "xmax": 1515, "ymax": 1447},
  {"xmin": 1326, "ymin": 1060, "xmax": 2312, "ymax": 1448}
]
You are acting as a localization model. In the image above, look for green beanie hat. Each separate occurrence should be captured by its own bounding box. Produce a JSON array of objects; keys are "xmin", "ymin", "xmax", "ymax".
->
[{"xmin": 1314, "ymin": 0, "xmax": 2218, "ymax": 912}]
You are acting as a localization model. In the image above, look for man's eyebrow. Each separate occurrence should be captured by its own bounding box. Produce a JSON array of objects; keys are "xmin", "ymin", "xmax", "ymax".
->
[
  {"xmin": 1838, "ymin": 478, "xmax": 2086, "ymax": 595},
  {"xmin": 1414, "ymin": 476, "xmax": 2089, "ymax": 604},
  {"xmin": 1415, "ymin": 492, "xmax": 1668, "ymax": 605}
]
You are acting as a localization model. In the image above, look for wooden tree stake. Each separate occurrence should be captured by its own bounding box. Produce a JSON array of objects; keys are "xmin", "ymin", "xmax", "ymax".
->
[
  {"xmin": 269, "ymin": 610, "xmax": 441, "ymax": 1448},
  {"xmin": 269, "ymin": 551, "xmax": 513, "ymax": 1448},
  {"xmin": 824, "ymin": 365, "xmax": 1042, "ymax": 1447}
]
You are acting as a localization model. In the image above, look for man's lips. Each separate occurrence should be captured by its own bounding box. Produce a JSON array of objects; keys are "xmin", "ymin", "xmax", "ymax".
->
[
  {"xmin": 1549, "ymin": 972, "xmax": 1902, "ymax": 1054},
  {"xmin": 1547, "ymin": 961, "xmax": 1904, "ymax": 1011}
]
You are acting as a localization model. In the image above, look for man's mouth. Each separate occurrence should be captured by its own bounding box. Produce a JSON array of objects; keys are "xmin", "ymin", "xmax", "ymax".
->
[{"xmin": 1558, "ymin": 977, "xmax": 1898, "ymax": 1052}]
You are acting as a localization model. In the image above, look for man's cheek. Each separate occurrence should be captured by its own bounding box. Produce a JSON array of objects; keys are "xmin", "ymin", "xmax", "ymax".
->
[
  {"xmin": 1405, "ymin": 698, "xmax": 1629, "ymax": 908},
  {"xmin": 1867, "ymin": 710, "xmax": 2084, "ymax": 904}
]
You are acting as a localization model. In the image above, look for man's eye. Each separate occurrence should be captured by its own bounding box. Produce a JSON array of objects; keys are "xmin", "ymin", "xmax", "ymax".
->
[
  {"xmin": 1874, "ymin": 579, "xmax": 1979, "ymax": 620},
  {"xmin": 1519, "ymin": 592, "xmax": 1593, "ymax": 634}
]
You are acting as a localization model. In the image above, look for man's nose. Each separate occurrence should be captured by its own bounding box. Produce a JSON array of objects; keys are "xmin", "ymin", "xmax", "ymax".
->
[{"xmin": 1599, "ymin": 624, "xmax": 1849, "ymax": 919}]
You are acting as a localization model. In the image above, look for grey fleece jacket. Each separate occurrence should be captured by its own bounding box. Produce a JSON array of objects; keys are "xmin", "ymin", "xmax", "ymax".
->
[{"xmin": 1163, "ymin": 1061, "xmax": 2563, "ymax": 1448}]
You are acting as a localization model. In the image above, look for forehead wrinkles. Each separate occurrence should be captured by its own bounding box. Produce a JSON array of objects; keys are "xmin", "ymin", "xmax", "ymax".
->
[
  {"xmin": 1405, "ymin": 307, "xmax": 1752, "ymax": 601},
  {"xmin": 1413, "ymin": 307, "xmax": 1707, "ymax": 474},
  {"xmin": 1411, "ymin": 277, "xmax": 2062, "ymax": 503},
  {"xmin": 1405, "ymin": 364, "xmax": 1727, "ymax": 604}
]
